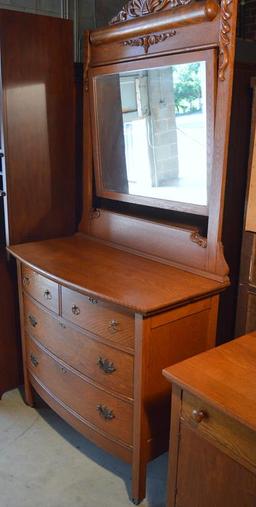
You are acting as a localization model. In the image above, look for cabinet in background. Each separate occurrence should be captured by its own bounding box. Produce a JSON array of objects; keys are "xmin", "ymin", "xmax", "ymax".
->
[
  {"xmin": 163, "ymin": 334, "xmax": 256, "ymax": 507},
  {"xmin": 0, "ymin": 9, "xmax": 77, "ymax": 396}
]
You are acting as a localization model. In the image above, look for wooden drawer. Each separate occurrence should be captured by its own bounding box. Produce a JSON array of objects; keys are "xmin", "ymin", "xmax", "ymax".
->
[
  {"xmin": 61, "ymin": 286, "xmax": 134, "ymax": 348},
  {"xmin": 23, "ymin": 296, "xmax": 134, "ymax": 398},
  {"xmin": 182, "ymin": 391, "xmax": 256, "ymax": 471},
  {"xmin": 22, "ymin": 265, "xmax": 59, "ymax": 314},
  {"xmin": 27, "ymin": 336, "xmax": 133, "ymax": 446}
]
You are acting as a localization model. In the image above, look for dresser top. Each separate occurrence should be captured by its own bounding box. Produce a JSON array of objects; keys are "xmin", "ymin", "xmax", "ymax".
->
[
  {"xmin": 8, "ymin": 233, "xmax": 227, "ymax": 315},
  {"xmin": 163, "ymin": 333, "xmax": 256, "ymax": 431}
]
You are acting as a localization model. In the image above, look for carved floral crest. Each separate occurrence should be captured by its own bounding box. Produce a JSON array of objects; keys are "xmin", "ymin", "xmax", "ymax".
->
[{"xmin": 110, "ymin": 0, "xmax": 193, "ymax": 24}]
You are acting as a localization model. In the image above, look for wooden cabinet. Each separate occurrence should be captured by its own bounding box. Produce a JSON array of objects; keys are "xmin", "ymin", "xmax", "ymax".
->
[
  {"xmin": 0, "ymin": 8, "xmax": 77, "ymax": 396},
  {"xmin": 163, "ymin": 334, "xmax": 256, "ymax": 507}
]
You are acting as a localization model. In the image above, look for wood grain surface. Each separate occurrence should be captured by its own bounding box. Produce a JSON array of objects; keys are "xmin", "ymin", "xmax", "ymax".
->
[
  {"xmin": 163, "ymin": 333, "xmax": 256, "ymax": 431},
  {"xmin": 8, "ymin": 234, "xmax": 227, "ymax": 315}
]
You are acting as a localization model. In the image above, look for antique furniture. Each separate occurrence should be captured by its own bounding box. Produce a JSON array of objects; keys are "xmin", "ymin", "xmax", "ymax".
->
[
  {"xmin": 236, "ymin": 78, "xmax": 256, "ymax": 335},
  {"xmin": 8, "ymin": 0, "xmax": 238, "ymax": 504},
  {"xmin": 163, "ymin": 333, "xmax": 256, "ymax": 507},
  {"xmin": 0, "ymin": 9, "xmax": 76, "ymax": 397}
]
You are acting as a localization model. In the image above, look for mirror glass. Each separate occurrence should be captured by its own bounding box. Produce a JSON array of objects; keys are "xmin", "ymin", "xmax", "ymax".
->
[{"xmin": 93, "ymin": 56, "xmax": 213, "ymax": 215}]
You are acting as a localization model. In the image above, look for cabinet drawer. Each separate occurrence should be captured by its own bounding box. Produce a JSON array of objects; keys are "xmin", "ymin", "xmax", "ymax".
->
[
  {"xmin": 24, "ymin": 296, "xmax": 134, "ymax": 398},
  {"xmin": 22, "ymin": 265, "xmax": 59, "ymax": 314},
  {"xmin": 27, "ymin": 336, "xmax": 133, "ymax": 446},
  {"xmin": 61, "ymin": 286, "xmax": 134, "ymax": 348},
  {"xmin": 182, "ymin": 391, "xmax": 256, "ymax": 471}
]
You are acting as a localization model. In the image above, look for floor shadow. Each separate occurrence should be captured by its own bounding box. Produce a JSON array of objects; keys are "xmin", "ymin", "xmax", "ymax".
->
[{"xmin": 18, "ymin": 388, "xmax": 167, "ymax": 506}]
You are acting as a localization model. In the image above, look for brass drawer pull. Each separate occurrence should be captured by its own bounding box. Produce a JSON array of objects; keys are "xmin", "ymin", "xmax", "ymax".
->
[
  {"xmin": 30, "ymin": 353, "xmax": 39, "ymax": 367},
  {"xmin": 28, "ymin": 314, "xmax": 37, "ymax": 328},
  {"xmin": 97, "ymin": 357, "xmax": 116, "ymax": 374},
  {"xmin": 192, "ymin": 409, "xmax": 208, "ymax": 423},
  {"xmin": 97, "ymin": 404, "xmax": 115, "ymax": 421},
  {"xmin": 72, "ymin": 304, "xmax": 80, "ymax": 316},
  {"xmin": 23, "ymin": 276, "xmax": 30, "ymax": 287},
  {"xmin": 88, "ymin": 297, "xmax": 98, "ymax": 304},
  {"xmin": 108, "ymin": 319, "xmax": 120, "ymax": 332},
  {"xmin": 44, "ymin": 289, "xmax": 52, "ymax": 300}
]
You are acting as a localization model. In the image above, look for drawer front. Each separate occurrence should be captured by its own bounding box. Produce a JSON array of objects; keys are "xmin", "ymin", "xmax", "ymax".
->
[
  {"xmin": 62, "ymin": 286, "xmax": 134, "ymax": 348},
  {"xmin": 27, "ymin": 336, "xmax": 133, "ymax": 445},
  {"xmin": 182, "ymin": 391, "xmax": 256, "ymax": 470},
  {"xmin": 24, "ymin": 296, "xmax": 134, "ymax": 398},
  {"xmin": 22, "ymin": 265, "xmax": 59, "ymax": 313}
]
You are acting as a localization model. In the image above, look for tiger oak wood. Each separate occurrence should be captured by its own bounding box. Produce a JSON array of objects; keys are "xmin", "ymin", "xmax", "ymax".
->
[
  {"xmin": 24, "ymin": 296, "xmax": 134, "ymax": 397},
  {"xmin": 8, "ymin": 235, "xmax": 228, "ymax": 315}
]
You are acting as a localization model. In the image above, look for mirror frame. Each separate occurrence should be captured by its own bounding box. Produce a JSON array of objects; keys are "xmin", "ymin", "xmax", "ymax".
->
[
  {"xmin": 80, "ymin": 0, "xmax": 238, "ymax": 281},
  {"xmin": 90, "ymin": 49, "xmax": 216, "ymax": 216}
]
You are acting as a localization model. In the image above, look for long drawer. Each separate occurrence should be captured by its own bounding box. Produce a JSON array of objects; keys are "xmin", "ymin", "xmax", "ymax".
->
[
  {"xmin": 22, "ymin": 265, "xmax": 59, "ymax": 314},
  {"xmin": 61, "ymin": 286, "xmax": 134, "ymax": 348},
  {"xmin": 27, "ymin": 335, "xmax": 133, "ymax": 446},
  {"xmin": 24, "ymin": 296, "xmax": 134, "ymax": 398}
]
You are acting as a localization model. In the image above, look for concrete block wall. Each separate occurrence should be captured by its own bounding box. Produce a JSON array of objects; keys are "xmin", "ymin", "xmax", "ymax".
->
[{"xmin": 0, "ymin": 0, "xmax": 67, "ymax": 17}]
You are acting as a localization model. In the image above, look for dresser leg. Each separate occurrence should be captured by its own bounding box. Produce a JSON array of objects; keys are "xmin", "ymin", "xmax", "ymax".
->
[
  {"xmin": 24, "ymin": 372, "xmax": 34, "ymax": 407},
  {"xmin": 131, "ymin": 457, "xmax": 147, "ymax": 505}
]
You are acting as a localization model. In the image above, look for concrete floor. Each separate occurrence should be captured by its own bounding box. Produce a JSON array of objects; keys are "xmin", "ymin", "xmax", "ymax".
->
[{"xmin": 0, "ymin": 389, "xmax": 167, "ymax": 507}]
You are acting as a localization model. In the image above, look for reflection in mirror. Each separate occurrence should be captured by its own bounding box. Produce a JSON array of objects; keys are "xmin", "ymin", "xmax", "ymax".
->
[{"xmin": 93, "ymin": 56, "xmax": 212, "ymax": 215}]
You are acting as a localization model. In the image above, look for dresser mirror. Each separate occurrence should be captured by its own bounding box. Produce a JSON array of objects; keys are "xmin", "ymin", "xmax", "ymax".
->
[{"xmin": 90, "ymin": 49, "xmax": 215, "ymax": 216}]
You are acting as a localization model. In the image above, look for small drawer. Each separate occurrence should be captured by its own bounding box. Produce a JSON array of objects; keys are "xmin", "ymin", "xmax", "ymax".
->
[
  {"xmin": 22, "ymin": 265, "xmax": 59, "ymax": 314},
  {"xmin": 24, "ymin": 296, "xmax": 134, "ymax": 398},
  {"xmin": 61, "ymin": 286, "xmax": 134, "ymax": 349},
  {"xmin": 182, "ymin": 391, "xmax": 256, "ymax": 471},
  {"xmin": 27, "ymin": 336, "xmax": 133, "ymax": 446}
]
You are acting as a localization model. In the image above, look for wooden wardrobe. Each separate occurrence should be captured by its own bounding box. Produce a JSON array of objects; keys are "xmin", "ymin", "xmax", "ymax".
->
[
  {"xmin": 0, "ymin": 9, "xmax": 76, "ymax": 397},
  {"xmin": 8, "ymin": 0, "xmax": 238, "ymax": 504}
]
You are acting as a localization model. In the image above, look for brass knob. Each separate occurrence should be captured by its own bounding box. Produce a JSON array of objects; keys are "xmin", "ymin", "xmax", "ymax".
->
[
  {"xmin": 97, "ymin": 404, "xmax": 115, "ymax": 420},
  {"xmin": 192, "ymin": 409, "xmax": 208, "ymax": 423},
  {"xmin": 88, "ymin": 297, "xmax": 98, "ymax": 304},
  {"xmin": 30, "ymin": 354, "xmax": 39, "ymax": 367},
  {"xmin": 97, "ymin": 357, "xmax": 116, "ymax": 374},
  {"xmin": 23, "ymin": 276, "xmax": 30, "ymax": 287},
  {"xmin": 72, "ymin": 304, "xmax": 80, "ymax": 316},
  {"xmin": 108, "ymin": 319, "xmax": 120, "ymax": 332},
  {"xmin": 28, "ymin": 314, "xmax": 37, "ymax": 328},
  {"xmin": 44, "ymin": 289, "xmax": 52, "ymax": 300}
]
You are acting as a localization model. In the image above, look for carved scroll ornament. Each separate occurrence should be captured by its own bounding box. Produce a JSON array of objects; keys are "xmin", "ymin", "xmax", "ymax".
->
[
  {"xmin": 124, "ymin": 31, "xmax": 176, "ymax": 53},
  {"xmin": 190, "ymin": 232, "xmax": 208, "ymax": 248},
  {"xmin": 219, "ymin": 0, "xmax": 232, "ymax": 81},
  {"xmin": 110, "ymin": 0, "xmax": 193, "ymax": 24}
]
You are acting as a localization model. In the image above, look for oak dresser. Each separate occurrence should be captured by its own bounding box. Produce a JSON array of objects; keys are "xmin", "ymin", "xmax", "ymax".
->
[{"xmin": 7, "ymin": 0, "xmax": 239, "ymax": 503}]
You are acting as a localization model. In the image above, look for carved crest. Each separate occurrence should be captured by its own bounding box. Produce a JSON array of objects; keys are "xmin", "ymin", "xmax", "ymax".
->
[
  {"xmin": 123, "ymin": 31, "xmax": 176, "ymax": 53},
  {"xmin": 110, "ymin": 0, "xmax": 193, "ymax": 24}
]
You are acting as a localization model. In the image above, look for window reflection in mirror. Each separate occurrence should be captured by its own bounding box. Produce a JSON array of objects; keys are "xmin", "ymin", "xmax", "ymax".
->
[{"xmin": 92, "ymin": 51, "xmax": 215, "ymax": 216}]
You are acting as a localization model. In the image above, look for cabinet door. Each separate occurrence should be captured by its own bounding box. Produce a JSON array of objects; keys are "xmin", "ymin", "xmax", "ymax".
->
[{"xmin": 175, "ymin": 423, "xmax": 256, "ymax": 507}]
